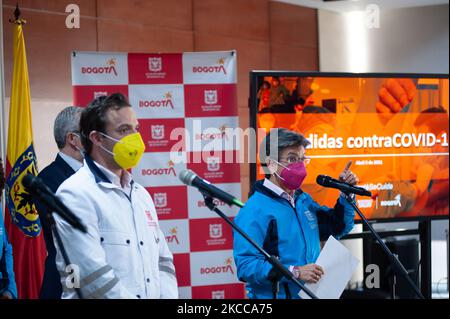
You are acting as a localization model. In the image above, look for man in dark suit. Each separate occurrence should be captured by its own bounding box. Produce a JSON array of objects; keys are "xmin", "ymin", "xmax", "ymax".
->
[{"xmin": 36, "ymin": 106, "xmax": 84, "ymax": 299}]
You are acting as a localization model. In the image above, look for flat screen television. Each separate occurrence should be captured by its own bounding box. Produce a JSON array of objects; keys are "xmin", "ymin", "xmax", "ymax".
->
[{"xmin": 249, "ymin": 71, "xmax": 449, "ymax": 222}]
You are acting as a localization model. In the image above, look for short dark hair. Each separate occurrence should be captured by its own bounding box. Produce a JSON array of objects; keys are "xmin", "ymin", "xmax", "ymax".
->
[
  {"xmin": 80, "ymin": 93, "xmax": 131, "ymax": 155},
  {"xmin": 259, "ymin": 128, "xmax": 310, "ymax": 178}
]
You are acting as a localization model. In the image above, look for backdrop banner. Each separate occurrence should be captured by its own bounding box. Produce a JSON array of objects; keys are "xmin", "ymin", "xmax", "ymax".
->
[{"xmin": 71, "ymin": 50, "xmax": 245, "ymax": 299}]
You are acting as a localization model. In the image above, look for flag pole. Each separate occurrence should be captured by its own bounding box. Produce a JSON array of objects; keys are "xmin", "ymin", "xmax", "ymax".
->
[
  {"xmin": 2, "ymin": 4, "xmax": 27, "ymax": 217},
  {"xmin": 2, "ymin": 3, "xmax": 26, "ymax": 217},
  {"xmin": 0, "ymin": 0, "xmax": 7, "ymax": 217},
  {"xmin": 9, "ymin": 3, "xmax": 24, "ymax": 24}
]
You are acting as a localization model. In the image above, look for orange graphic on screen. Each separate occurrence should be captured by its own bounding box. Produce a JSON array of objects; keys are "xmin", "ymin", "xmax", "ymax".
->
[{"xmin": 255, "ymin": 77, "xmax": 449, "ymax": 220}]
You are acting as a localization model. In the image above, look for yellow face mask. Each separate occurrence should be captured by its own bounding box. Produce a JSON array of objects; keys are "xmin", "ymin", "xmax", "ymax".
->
[{"xmin": 100, "ymin": 132, "xmax": 145, "ymax": 169}]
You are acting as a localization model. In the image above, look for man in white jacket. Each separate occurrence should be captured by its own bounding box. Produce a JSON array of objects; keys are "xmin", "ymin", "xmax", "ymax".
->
[{"xmin": 53, "ymin": 93, "xmax": 178, "ymax": 299}]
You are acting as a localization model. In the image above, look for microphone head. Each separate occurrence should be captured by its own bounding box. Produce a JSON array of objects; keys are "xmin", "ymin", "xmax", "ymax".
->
[
  {"xmin": 179, "ymin": 169, "xmax": 197, "ymax": 186},
  {"xmin": 22, "ymin": 174, "xmax": 38, "ymax": 190},
  {"xmin": 22, "ymin": 174, "xmax": 53, "ymax": 195},
  {"xmin": 316, "ymin": 174, "xmax": 331, "ymax": 186}
]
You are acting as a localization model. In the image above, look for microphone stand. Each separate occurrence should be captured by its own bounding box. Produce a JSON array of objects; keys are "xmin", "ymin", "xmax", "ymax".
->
[
  {"xmin": 201, "ymin": 192, "xmax": 319, "ymax": 299},
  {"xmin": 29, "ymin": 189, "xmax": 84, "ymax": 299},
  {"xmin": 46, "ymin": 213, "xmax": 84, "ymax": 299},
  {"xmin": 342, "ymin": 193, "xmax": 424, "ymax": 299}
]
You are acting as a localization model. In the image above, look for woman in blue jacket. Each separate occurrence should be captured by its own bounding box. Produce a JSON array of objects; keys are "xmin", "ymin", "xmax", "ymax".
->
[
  {"xmin": 233, "ymin": 128, "xmax": 358, "ymax": 299},
  {"xmin": 1, "ymin": 157, "xmax": 18, "ymax": 299}
]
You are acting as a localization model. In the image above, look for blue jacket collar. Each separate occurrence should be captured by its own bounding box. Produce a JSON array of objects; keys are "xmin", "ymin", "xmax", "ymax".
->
[
  {"xmin": 84, "ymin": 154, "xmax": 111, "ymax": 184},
  {"xmin": 252, "ymin": 179, "xmax": 304, "ymax": 202}
]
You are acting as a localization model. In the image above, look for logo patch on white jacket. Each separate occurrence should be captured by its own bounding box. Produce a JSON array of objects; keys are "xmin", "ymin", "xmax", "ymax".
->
[{"xmin": 145, "ymin": 210, "xmax": 157, "ymax": 227}]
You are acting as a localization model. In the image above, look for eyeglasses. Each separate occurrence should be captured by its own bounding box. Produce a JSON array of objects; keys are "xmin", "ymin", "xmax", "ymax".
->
[{"xmin": 279, "ymin": 156, "xmax": 311, "ymax": 165}]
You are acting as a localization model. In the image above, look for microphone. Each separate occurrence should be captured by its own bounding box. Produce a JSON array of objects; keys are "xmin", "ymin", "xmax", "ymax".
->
[
  {"xmin": 316, "ymin": 175, "xmax": 372, "ymax": 197},
  {"xmin": 22, "ymin": 174, "xmax": 87, "ymax": 233},
  {"xmin": 179, "ymin": 169, "xmax": 244, "ymax": 208}
]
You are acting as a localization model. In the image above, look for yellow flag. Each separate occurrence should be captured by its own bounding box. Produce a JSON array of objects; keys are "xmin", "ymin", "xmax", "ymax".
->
[
  {"xmin": 4, "ymin": 21, "xmax": 46, "ymax": 299},
  {"xmin": 5, "ymin": 22, "xmax": 41, "ymax": 236}
]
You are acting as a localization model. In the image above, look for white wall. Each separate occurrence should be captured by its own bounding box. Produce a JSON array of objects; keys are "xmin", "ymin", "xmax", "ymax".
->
[{"xmin": 319, "ymin": 4, "xmax": 449, "ymax": 73}]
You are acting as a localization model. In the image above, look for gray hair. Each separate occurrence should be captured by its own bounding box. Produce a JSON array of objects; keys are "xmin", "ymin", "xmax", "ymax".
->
[
  {"xmin": 259, "ymin": 128, "xmax": 310, "ymax": 176},
  {"xmin": 54, "ymin": 106, "xmax": 82, "ymax": 149}
]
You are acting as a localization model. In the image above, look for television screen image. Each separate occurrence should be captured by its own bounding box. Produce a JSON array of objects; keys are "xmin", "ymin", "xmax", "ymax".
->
[{"xmin": 250, "ymin": 73, "xmax": 449, "ymax": 221}]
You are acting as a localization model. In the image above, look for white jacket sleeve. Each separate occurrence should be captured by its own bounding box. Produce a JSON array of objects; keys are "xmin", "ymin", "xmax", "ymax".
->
[
  {"xmin": 53, "ymin": 186, "xmax": 136, "ymax": 299},
  {"xmin": 157, "ymin": 228, "xmax": 178, "ymax": 299}
]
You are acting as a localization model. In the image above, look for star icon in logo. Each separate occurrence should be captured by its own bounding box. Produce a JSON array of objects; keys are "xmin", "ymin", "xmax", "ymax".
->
[{"xmin": 107, "ymin": 58, "xmax": 116, "ymax": 66}]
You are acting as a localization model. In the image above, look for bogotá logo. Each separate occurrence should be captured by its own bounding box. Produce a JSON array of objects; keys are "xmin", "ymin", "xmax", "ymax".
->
[
  {"xmin": 380, "ymin": 194, "xmax": 402, "ymax": 207},
  {"xmin": 151, "ymin": 125, "xmax": 165, "ymax": 140},
  {"xmin": 200, "ymin": 257, "xmax": 235, "ymax": 275},
  {"xmin": 166, "ymin": 227, "xmax": 180, "ymax": 245},
  {"xmin": 154, "ymin": 193, "xmax": 168, "ymax": 208},
  {"xmin": 148, "ymin": 57, "xmax": 162, "ymax": 72},
  {"xmin": 141, "ymin": 160, "xmax": 177, "ymax": 177},
  {"xmin": 145, "ymin": 210, "xmax": 157, "ymax": 227},
  {"xmin": 93, "ymin": 91, "xmax": 108, "ymax": 99},
  {"xmin": 207, "ymin": 157, "xmax": 221, "ymax": 172},
  {"xmin": 207, "ymin": 223, "xmax": 227, "ymax": 246},
  {"xmin": 139, "ymin": 92, "xmax": 174, "ymax": 109},
  {"xmin": 5, "ymin": 145, "xmax": 42, "ymax": 237},
  {"xmin": 81, "ymin": 58, "xmax": 118, "ymax": 76},
  {"xmin": 202, "ymin": 89, "xmax": 222, "ymax": 112},
  {"xmin": 196, "ymin": 125, "xmax": 230, "ymax": 141},
  {"xmin": 204, "ymin": 90, "xmax": 218, "ymax": 105},
  {"xmin": 193, "ymin": 58, "xmax": 227, "ymax": 75},
  {"xmin": 198, "ymin": 197, "xmax": 227, "ymax": 208},
  {"xmin": 209, "ymin": 224, "xmax": 223, "ymax": 239},
  {"xmin": 146, "ymin": 57, "xmax": 166, "ymax": 79},
  {"xmin": 211, "ymin": 290, "xmax": 225, "ymax": 299}
]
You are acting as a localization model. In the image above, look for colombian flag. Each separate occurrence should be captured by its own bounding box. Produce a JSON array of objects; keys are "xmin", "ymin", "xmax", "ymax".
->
[{"xmin": 4, "ymin": 20, "xmax": 46, "ymax": 299}]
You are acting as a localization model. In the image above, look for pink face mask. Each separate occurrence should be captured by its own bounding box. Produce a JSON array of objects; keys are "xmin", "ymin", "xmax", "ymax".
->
[{"xmin": 274, "ymin": 160, "xmax": 307, "ymax": 190}]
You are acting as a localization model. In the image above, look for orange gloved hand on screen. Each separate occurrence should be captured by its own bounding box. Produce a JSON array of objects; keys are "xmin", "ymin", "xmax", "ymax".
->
[{"xmin": 376, "ymin": 78, "xmax": 417, "ymax": 122}]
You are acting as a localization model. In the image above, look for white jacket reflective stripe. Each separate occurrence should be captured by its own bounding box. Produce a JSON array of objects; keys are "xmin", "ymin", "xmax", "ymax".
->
[{"xmin": 53, "ymin": 159, "xmax": 178, "ymax": 299}]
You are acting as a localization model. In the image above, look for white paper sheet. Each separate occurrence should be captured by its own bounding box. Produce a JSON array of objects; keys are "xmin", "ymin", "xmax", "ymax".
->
[{"xmin": 299, "ymin": 236, "xmax": 360, "ymax": 299}]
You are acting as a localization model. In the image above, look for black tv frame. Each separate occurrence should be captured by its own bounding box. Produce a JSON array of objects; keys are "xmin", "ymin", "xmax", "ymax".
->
[
  {"xmin": 249, "ymin": 71, "xmax": 449, "ymax": 298},
  {"xmin": 249, "ymin": 71, "xmax": 449, "ymax": 224}
]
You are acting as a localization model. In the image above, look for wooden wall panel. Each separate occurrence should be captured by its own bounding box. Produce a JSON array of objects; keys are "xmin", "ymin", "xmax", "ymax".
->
[
  {"xmin": 3, "ymin": 0, "xmax": 97, "ymax": 16},
  {"xmin": 269, "ymin": 1, "xmax": 318, "ymax": 48},
  {"xmin": 194, "ymin": 0, "xmax": 270, "ymax": 41},
  {"xmin": 97, "ymin": 0, "xmax": 193, "ymax": 31},
  {"xmin": 97, "ymin": 19, "xmax": 194, "ymax": 52},
  {"xmin": 271, "ymin": 44, "xmax": 318, "ymax": 71},
  {"xmin": 2, "ymin": 0, "xmax": 319, "ymax": 187},
  {"xmin": 2, "ymin": 7, "xmax": 97, "ymax": 100}
]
